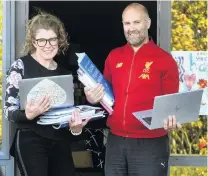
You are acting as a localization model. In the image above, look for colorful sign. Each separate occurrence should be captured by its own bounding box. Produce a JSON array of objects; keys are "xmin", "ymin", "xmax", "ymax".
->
[{"xmin": 171, "ymin": 51, "xmax": 208, "ymax": 115}]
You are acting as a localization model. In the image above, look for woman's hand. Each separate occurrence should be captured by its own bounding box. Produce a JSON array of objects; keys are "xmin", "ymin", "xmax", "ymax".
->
[
  {"xmin": 25, "ymin": 96, "xmax": 51, "ymax": 120},
  {"xmin": 69, "ymin": 109, "xmax": 91, "ymax": 134}
]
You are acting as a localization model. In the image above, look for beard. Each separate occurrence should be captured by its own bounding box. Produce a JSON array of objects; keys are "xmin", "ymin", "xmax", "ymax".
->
[{"xmin": 124, "ymin": 30, "xmax": 146, "ymax": 47}]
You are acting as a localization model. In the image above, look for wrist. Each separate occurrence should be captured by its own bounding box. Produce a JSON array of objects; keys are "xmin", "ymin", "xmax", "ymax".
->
[
  {"xmin": 70, "ymin": 128, "xmax": 82, "ymax": 136},
  {"xmin": 26, "ymin": 114, "xmax": 34, "ymax": 120}
]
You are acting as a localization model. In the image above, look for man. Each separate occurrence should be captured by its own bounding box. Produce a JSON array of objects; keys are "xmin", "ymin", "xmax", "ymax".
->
[{"xmin": 84, "ymin": 3, "xmax": 181, "ymax": 176}]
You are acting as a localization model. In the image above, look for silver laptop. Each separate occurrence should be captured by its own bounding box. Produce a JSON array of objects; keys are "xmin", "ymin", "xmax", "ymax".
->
[
  {"xmin": 19, "ymin": 75, "xmax": 74, "ymax": 110},
  {"xmin": 132, "ymin": 89, "xmax": 203, "ymax": 130}
]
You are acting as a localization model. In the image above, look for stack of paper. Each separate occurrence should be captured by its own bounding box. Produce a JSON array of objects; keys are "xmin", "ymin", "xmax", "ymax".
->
[
  {"xmin": 76, "ymin": 53, "xmax": 114, "ymax": 115},
  {"xmin": 37, "ymin": 105, "xmax": 106, "ymax": 129}
]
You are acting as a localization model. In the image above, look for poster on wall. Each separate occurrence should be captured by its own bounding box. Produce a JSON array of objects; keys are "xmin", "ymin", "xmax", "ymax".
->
[{"xmin": 171, "ymin": 51, "xmax": 208, "ymax": 115}]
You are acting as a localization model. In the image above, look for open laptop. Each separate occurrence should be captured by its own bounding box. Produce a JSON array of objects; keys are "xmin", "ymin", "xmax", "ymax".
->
[
  {"xmin": 19, "ymin": 75, "xmax": 74, "ymax": 110},
  {"xmin": 132, "ymin": 89, "xmax": 203, "ymax": 130}
]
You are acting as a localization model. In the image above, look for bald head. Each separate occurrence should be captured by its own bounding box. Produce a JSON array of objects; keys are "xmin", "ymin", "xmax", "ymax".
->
[
  {"xmin": 121, "ymin": 3, "xmax": 151, "ymax": 50},
  {"xmin": 122, "ymin": 3, "xmax": 149, "ymax": 20}
]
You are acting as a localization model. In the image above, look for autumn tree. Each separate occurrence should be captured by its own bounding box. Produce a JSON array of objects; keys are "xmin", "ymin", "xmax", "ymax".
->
[{"xmin": 171, "ymin": 0, "xmax": 207, "ymax": 51}]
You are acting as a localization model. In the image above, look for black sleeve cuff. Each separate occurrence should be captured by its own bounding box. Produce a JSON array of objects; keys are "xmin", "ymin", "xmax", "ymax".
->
[{"xmin": 12, "ymin": 110, "xmax": 28, "ymax": 122}]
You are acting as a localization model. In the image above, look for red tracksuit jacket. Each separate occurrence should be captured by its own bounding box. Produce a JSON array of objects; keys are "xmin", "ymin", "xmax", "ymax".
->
[{"xmin": 104, "ymin": 40, "xmax": 179, "ymax": 138}]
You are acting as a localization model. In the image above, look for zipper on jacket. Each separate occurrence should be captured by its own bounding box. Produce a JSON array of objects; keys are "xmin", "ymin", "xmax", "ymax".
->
[{"xmin": 123, "ymin": 52, "xmax": 136, "ymax": 137}]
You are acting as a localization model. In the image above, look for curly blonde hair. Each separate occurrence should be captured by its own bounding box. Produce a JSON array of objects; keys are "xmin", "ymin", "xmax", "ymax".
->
[{"xmin": 22, "ymin": 11, "xmax": 69, "ymax": 55}]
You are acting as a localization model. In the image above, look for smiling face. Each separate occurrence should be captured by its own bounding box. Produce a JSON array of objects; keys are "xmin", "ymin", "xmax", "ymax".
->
[
  {"xmin": 122, "ymin": 6, "xmax": 151, "ymax": 48},
  {"xmin": 32, "ymin": 29, "xmax": 59, "ymax": 61}
]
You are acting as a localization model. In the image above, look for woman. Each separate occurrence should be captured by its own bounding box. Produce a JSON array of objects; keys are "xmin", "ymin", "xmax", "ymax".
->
[{"xmin": 4, "ymin": 12, "xmax": 89, "ymax": 176}]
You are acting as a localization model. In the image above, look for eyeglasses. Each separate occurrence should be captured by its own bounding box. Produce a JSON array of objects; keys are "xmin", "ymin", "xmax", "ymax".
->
[{"xmin": 35, "ymin": 37, "xmax": 58, "ymax": 47}]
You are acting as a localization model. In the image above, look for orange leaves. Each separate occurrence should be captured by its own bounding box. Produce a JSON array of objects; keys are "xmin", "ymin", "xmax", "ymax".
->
[
  {"xmin": 199, "ymin": 136, "xmax": 207, "ymax": 148},
  {"xmin": 197, "ymin": 79, "xmax": 207, "ymax": 88}
]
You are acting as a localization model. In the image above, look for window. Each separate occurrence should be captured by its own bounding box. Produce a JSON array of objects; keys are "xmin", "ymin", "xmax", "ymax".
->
[{"xmin": 170, "ymin": 1, "xmax": 207, "ymax": 175}]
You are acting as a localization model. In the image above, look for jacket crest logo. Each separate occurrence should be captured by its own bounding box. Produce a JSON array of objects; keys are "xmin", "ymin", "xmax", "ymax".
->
[{"xmin": 139, "ymin": 61, "xmax": 153, "ymax": 80}]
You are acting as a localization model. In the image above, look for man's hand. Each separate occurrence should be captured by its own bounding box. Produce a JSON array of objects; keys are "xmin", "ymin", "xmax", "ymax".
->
[
  {"xmin": 84, "ymin": 84, "xmax": 104, "ymax": 104},
  {"xmin": 163, "ymin": 115, "xmax": 182, "ymax": 131},
  {"xmin": 69, "ymin": 109, "xmax": 91, "ymax": 133},
  {"xmin": 25, "ymin": 96, "xmax": 51, "ymax": 120}
]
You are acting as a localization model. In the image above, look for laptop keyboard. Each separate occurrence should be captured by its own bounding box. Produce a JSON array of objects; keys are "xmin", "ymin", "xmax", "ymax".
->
[{"xmin": 142, "ymin": 117, "xmax": 152, "ymax": 125}]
